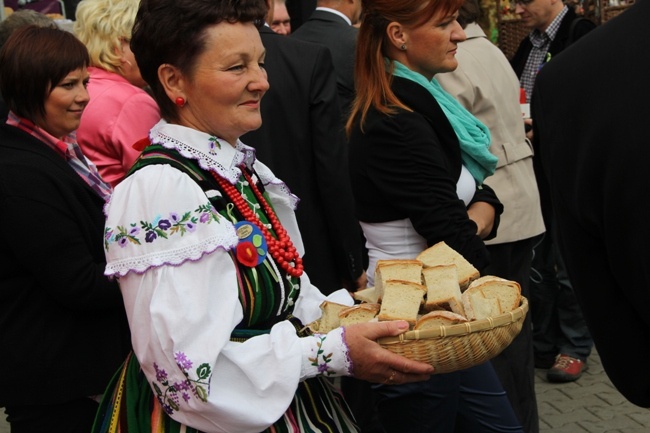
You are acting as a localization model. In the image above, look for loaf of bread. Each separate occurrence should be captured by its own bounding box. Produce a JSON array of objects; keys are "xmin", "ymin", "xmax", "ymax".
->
[
  {"xmin": 461, "ymin": 276, "xmax": 521, "ymax": 320},
  {"xmin": 421, "ymin": 264, "xmax": 465, "ymax": 316},
  {"xmin": 377, "ymin": 279, "xmax": 427, "ymax": 326},
  {"xmin": 414, "ymin": 310, "xmax": 468, "ymax": 330},
  {"xmin": 317, "ymin": 300, "xmax": 349, "ymax": 332},
  {"xmin": 339, "ymin": 303, "xmax": 380, "ymax": 326},
  {"xmin": 352, "ymin": 286, "xmax": 380, "ymax": 304},
  {"xmin": 374, "ymin": 259, "xmax": 423, "ymax": 300},
  {"xmin": 416, "ymin": 241, "xmax": 479, "ymax": 290}
]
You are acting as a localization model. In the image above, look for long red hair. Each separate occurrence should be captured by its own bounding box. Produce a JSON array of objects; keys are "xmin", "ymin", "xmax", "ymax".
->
[{"xmin": 346, "ymin": 0, "xmax": 463, "ymax": 136}]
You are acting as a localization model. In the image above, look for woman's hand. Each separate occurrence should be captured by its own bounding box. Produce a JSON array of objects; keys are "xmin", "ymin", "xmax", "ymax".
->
[
  {"xmin": 344, "ymin": 321, "xmax": 434, "ymax": 385},
  {"xmin": 524, "ymin": 118, "xmax": 534, "ymax": 141},
  {"xmin": 467, "ymin": 201, "xmax": 496, "ymax": 239}
]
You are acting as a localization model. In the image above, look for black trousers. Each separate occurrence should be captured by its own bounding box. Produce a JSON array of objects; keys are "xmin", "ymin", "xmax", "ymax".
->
[
  {"xmin": 3, "ymin": 397, "xmax": 99, "ymax": 433},
  {"xmin": 486, "ymin": 236, "xmax": 540, "ymax": 433}
]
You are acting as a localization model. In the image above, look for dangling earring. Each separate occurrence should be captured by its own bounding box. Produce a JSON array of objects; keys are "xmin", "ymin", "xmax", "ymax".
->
[
  {"xmin": 175, "ymin": 97, "xmax": 186, "ymax": 107},
  {"xmin": 400, "ymin": 44, "xmax": 407, "ymax": 51}
]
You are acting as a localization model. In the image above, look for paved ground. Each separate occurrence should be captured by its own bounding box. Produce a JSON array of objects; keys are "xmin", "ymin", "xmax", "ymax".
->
[
  {"xmin": 1, "ymin": 348, "xmax": 649, "ymax": 432},
  {"xmin": 535, "ymin": 349, "xmax": 650, "ymax": 433}
]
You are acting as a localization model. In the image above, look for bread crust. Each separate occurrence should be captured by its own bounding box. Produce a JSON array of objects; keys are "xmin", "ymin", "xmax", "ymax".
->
[
  {"xmin": 377, "ymin": 279, "xmax": 427, "ymax": 325},
  {"xmin": 415, "ymin": 310, "xmax": 469, "ymax": 329},
  {"xmin": 416, "ymin": 241, "xmax": 479, "ymax": 290}
]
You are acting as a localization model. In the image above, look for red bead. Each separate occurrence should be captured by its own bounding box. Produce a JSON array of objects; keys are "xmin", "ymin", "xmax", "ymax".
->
[{"xmin": 210, "ymin": 166, "xmax": 303, "ymax": 278}]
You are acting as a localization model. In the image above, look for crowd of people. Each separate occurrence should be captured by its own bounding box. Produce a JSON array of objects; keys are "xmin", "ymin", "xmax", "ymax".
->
[{"xmin": 1, "ymin": 0, "xmax": 647, "ymax": 432}]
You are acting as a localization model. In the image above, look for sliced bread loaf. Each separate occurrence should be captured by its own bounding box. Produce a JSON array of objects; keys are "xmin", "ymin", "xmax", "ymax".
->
[
  {"xmin": 416, "ymin": 241, "xmax": 479, "ymax": 290},
  {"xmin": 317, "ymin": 300, "xmax": 349, "ymax": 332},
  {"xmin": 339, "ymin": 303, "xmax": 381, "ymax": 326},
  {"xmin": 352, "ymin": 286, "xmax": 380, "ymax": 304},
  {"xmin": 462, "ymin": 290, "xmax": 502, "ymax": 321},
  {"xmin": 374, "ymin": 259, "xmax": 423, "ymax": 300},
  {"xmin": 377, "ymin": 279, "xmax": 427, "ymax": 326},
  {"xmin": 461, "ymin": 276, "xmax": 521, "ymax": 320},
  {"xmin": 421, "ymin": 264, "xmax": 465, "ymax": 316},
  {"xmin": 414, "ymin": 310, "xmax": 469, "ymax": 330}
]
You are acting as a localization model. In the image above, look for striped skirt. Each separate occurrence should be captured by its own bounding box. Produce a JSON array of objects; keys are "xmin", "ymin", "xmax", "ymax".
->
[{"xmin": 92, "ymin": 352, "xmax": 359, "ymax": 433}]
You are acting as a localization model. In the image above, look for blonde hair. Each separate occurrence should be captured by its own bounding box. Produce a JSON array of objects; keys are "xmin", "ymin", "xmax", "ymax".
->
[{"xmin": 73, "ymin": 0, "xmax": 140, "ymax": 74}]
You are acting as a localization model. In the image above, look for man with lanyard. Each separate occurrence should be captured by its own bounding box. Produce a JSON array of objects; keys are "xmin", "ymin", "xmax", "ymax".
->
[{"xmin": 510, "ymin": 0, "xmax": 597, "ymax": 384}]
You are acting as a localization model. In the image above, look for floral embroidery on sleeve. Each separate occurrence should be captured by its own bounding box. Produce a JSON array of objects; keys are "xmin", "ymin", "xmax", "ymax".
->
[
  {"xmin": 104, "ymin": 202, "xmax": 221, "ymax": 251},
  {"xmin": 308, "ymin": 334, "xmax": 335, "ymax": 376},
  {"xmin": 152, "ymin": 352, "xmax": 212, "ymax": 415}
]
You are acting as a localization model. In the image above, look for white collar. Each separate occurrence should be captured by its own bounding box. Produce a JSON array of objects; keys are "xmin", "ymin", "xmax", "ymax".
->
[
  {"xmin": 463, "ymin": 22, "xmax": 487, "ymax": 40},
  {"xmin": 148, "ymin": 119, "xmax": 257, "ymax": 184},
  {"xmin": 315, "ymin": 7, "xmax": 352, "ymax": 26}
]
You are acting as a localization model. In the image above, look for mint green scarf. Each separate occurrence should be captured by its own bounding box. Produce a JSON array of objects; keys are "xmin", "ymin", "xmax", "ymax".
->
[{"xmin": 391, "ymin": 60, "xmax": 497, "ymax": 185}]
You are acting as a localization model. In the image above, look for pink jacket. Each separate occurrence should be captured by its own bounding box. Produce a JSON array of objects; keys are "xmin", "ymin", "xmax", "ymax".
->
[{"xmin": 77, "ymin": 66, "xmax": 160, "ymax": 187}]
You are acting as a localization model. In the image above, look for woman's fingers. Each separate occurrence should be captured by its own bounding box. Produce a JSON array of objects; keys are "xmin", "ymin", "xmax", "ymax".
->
[{"xmin": 344, "ymin": 321, "xmax": 434, "ymax": 384}]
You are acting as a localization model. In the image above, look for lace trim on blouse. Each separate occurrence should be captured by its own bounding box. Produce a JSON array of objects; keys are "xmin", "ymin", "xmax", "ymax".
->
[{"xmin": 149, "ymin": 120, "xmax": 299, "ymax": 210}]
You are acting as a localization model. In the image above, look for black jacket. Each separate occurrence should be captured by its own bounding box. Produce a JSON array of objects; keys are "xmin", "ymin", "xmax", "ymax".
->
[
  {"xmin": 0, "ymin": 124, "xmax": 130, "ymax": 406},
  {"xmin": 291, "ymin": 9, "xmax": 358, "ymax": 114},
  {"xmin": 532, "ymin": 0, "xmax": 650, "ymax": 407},
  {"xmin": 348, "ymin": 77, "xmax": 503, "ymax": 271},
  {"xmin": 242, "ymin": 27, "xmax": 365, "ymax": 294},
  {"xmin": 510, "ymin": 7, "xmax": 596, "ymax": 79}
]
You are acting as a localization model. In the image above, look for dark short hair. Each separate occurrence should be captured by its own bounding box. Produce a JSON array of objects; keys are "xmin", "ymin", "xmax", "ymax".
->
[
  {"xmin": 0, "ymin": 25, "xmax": 89, "ymax": 121},
  {"xmin": 131, "ymin": 0, "xmax": 268, "ymax": 122},
  {"xmin": 457, "ymin": 0, "xmax": 482, "ymax": 28}
]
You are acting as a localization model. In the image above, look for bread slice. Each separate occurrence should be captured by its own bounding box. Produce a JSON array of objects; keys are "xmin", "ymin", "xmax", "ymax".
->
[
  {"xmin": 462, "ymin": 290, "xmax": 502, "ymax": 321},
  {"xmin": 414, "ymin": 310, "xmax": 468, "ymax": 330},
  {"xmin": 339, "ymin": 303, "xmax": 380, "ymax": 326},
  {"xmin": 421, "ymin": 264, "xmax": 465, "ymax": 316},
  {"xmin": 461, "ymin": 276, "xmax": 521, "ymax": 320},
  {"xmin": 352, "ymin": 286, "xmax": 380, "ymax": 304},
  {"xmin": 317, "ymin": 301, "xmax": 349, "ymax": 332},
  {"xmin": 377, "ymin": 279, "xmax": 427, "ymax": 326},
  {"xmin": 374, "ymin": 259, "xmax": 423, "ymax": 301},
  {"xmin": 469, "ymin": 276, "xmax": 521, "ymax": 312},
  {"xmin": 416, "ymin": 241, "xmax": 479, "ymax": 290}
]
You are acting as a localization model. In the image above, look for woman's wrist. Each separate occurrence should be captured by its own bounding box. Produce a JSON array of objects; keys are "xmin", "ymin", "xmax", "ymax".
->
[{"xmin": 300, "ymin": 327, "xmax": 352, "ymax": 379}]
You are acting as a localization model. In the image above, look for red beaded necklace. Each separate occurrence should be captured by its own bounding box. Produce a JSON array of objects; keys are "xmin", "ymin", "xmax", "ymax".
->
[{"xmin": 210, "ymin": 167, "xmax": 304, "ymax": 278}]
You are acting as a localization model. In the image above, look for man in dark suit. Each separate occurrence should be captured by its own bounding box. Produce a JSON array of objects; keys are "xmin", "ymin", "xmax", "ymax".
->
[
  {"xmin": 510, "ymin": 0, "xmax": 597, "ymax": 383},
  {"xmin": 532, "ymin": 0, "xmax": 650, "ymax": 407},
  {"xmin": 291, "ymin": 0, "xmax": 362, "ymax": 114},
  {"xmin": 286, "ymin": 0, "xmax": 316, "ymax": 31},
  {"xmin": 242, "ymin": 19, "xmax": 366, "ymax": 296}
]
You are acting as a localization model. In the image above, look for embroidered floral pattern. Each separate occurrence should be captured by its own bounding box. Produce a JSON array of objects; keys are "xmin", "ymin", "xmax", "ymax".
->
[
  {"xmin": 308, "ymin": 334, "xmax": 335, "ymax": 376},
  {"xmin": 104, "ymin": 202, "xmax": 221, "ymax": 251},
  {"xmin": 152, "ymin": 352, "xmax": 212, "ymax": 415},
  {"xmin": 208, "ymin": 136, "xmax": 221, "ymax": 155}
]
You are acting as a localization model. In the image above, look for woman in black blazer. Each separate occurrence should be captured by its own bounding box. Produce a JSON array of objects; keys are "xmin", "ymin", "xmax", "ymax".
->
[
  {"xmin": 0, "ymin": 26, "xmax": 130, "ymax": 432},
  {"xmin": 346, "ymin": 0, "xmax": 522, "ymax": 432}
]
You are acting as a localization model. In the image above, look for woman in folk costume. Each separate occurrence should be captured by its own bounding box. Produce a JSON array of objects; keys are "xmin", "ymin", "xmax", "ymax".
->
[{"xmin": 94, "ymin": 0, "xmax": 434, "ymax": 432}]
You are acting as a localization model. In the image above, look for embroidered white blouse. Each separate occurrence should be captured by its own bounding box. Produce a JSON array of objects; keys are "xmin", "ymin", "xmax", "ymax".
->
[{"xmin": 103, "ymin": 120, "xmax": 354, "ymax": 432}]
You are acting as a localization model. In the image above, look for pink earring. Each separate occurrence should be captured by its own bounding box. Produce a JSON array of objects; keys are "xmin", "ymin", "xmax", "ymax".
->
[{"xmin": 175, "ymin": 97, "xmax": 186, "ymax": 107}]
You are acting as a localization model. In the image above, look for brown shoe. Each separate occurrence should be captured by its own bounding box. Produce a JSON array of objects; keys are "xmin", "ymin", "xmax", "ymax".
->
[{"xmin": 547, "ymin": 354, "xmax": 587, "ymax": 383}]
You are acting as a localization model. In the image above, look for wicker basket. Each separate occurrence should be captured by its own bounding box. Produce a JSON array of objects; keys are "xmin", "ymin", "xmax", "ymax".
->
[
  {"xmin": 601, "ymin": 3, "xmax": 633, "ymax": 22},
  {"xmin": 498, "ymin": 19, "xmax": 529, "ymax": 61},
  {"xmin": 377, "ymin": 297, "xmax": 528, "ymax": 374}
]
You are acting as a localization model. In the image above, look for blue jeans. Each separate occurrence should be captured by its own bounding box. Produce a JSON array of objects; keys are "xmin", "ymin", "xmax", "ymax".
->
[{"xmin": 372, "ymin": 362, "xmax": 523, "ymax": 433}]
